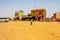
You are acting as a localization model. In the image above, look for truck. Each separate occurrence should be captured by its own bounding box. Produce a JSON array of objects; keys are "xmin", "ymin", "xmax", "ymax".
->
[{"xmin": 0, "ymin": 17, "xmax": 9, "ymax": 22}]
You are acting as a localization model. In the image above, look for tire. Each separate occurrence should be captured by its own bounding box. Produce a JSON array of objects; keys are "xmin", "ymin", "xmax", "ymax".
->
[{"xmin": 5, "ymin": 20, "xmax": 8, "ymax": 22}]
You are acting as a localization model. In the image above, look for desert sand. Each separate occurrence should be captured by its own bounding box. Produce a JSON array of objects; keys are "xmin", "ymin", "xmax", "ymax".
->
[{"xmin": 0, "ymin": 21, "xmax": 60, "ymax": 40}]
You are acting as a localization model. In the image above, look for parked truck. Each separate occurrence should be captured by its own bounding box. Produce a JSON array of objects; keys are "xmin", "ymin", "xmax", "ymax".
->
[{"xmin": 0, "ymin": 17, "xmax": 9, "ymax": 22}]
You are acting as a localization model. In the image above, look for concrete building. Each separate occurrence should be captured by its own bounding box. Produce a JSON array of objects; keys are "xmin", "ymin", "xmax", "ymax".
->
[
  {"xmin": 31, "ymin": 9, "xmax": 46, "ymax": 21},
  {"xmin": 15, "ymin": 10, "xmax": 24, "ymax": 20}
]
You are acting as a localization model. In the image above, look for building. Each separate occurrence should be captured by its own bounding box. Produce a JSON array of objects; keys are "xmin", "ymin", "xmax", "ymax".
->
[
  {"xmin": 31, "ymin": 9, "xmax": 46, "ymax": 21},
  {"xmin": 15, "ymin": 10, "xmax": 24, "ymax": 20},
  {"xmin": 56, "ymin": 12, "xmax": 60, "ymax": 20},
  {"xmin": 51, "ymin": 11, "xmax": 60, "ymax": 21}
]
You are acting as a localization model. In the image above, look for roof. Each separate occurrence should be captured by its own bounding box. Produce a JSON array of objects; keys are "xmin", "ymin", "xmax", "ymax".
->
[{"xmin": 31, "ymin": 9, "xmax": 46, "ymax": 12}]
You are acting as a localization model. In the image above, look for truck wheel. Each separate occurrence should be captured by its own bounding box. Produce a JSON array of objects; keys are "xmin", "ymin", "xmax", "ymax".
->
[{"xmin": 5, "ymin": 20, "xmax": 8, "ymax": 22}]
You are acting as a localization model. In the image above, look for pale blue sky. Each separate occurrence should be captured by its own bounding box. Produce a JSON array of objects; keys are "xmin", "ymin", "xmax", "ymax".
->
[{"xmin": 0, "ymin": 0, "xmax": 60, "ymax": 18}]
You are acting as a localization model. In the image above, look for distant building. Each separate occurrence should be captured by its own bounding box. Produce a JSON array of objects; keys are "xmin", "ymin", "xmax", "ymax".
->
[
  {"xmin": 15, "ymin": 10, "xmax": 24, "ymax": 20},
  {"xmin": 51, "ymin": 11, "xmax": 60, "ymax": 21},
  {"xmin": 56, "ymin": 12, "xmax": 60, "ymax": 20},
  {"xmin": 31, "ymin": 9, "xmax": 46, "ymax": 21}
]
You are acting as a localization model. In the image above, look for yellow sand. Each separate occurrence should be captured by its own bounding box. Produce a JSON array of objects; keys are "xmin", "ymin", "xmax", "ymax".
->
[{"xmin": 0, "ymin": 21, "xmax": 60, "ymax": 40}]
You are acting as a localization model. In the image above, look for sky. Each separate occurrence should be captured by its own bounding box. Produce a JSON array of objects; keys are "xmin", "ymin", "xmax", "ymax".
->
[{"xmin": 0, "ymin": 0, "xmax": 60, "ymax": 18}]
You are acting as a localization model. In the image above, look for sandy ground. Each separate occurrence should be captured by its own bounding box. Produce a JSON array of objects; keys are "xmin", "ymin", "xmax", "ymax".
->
[{"xmin": 0, "ymin": 21, "xmax": 60, "ymax": 40}]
